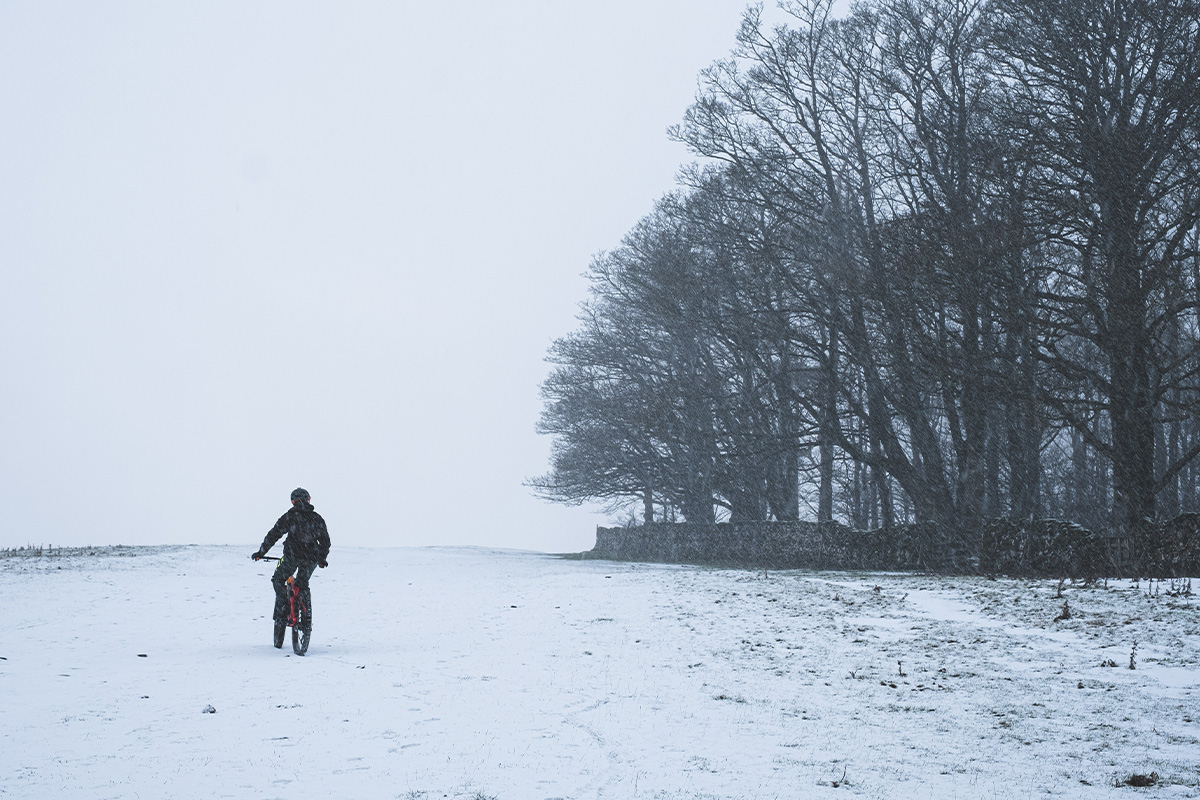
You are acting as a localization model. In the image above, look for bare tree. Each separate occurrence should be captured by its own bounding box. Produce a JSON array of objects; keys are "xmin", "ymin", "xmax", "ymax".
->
[{"xmin": 995, "ymin": 0, "xmax": 1200, "ymax": 532}]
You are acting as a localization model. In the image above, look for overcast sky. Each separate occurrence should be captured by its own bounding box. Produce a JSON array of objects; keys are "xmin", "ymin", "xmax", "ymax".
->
[{"xmin": 1, "ymin": 1, "xmax": 849, "ymax": 553}]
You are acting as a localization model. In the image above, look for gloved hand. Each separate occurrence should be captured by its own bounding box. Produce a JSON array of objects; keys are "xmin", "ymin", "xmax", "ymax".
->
[
  {"xmin": 251, "ymin": 550, "xmax": 264, "ymax": 561},
  {"xmin": 318, "ymin": 560, "xmax": 328, "ymax": 569}
]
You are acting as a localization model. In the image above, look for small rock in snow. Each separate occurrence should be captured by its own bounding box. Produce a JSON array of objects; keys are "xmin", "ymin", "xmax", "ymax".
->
[{"xmin": 202, "ymin": 705, "xmax": 216, "ymax": 714}]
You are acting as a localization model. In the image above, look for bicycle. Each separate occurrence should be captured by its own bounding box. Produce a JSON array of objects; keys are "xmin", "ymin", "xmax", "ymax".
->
[{"xmin": 254, "ymin": 556, "xmax": 312, "ymax": 656}]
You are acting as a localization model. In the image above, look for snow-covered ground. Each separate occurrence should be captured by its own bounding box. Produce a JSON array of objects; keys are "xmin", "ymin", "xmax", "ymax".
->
[{"xmin": 2, "ymin": 545, "xmax": 1198, "ymax": 799}]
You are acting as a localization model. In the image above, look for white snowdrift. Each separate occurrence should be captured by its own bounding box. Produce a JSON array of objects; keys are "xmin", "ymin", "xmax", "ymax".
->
[{"xmin": 1, "ymin": 545, "xmax": 1198, "ymax": 799}]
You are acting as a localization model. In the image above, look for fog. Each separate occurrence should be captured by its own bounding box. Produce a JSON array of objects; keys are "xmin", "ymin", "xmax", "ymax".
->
[{"xmin": 1, "ymin": 1, "xmax": 855, "ymax": 552}]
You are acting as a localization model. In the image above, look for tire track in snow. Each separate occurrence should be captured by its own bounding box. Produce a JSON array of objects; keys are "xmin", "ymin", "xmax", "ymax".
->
[{"xmin": 558, "ymin": 697, "xmax": 621, "ymax": 799}]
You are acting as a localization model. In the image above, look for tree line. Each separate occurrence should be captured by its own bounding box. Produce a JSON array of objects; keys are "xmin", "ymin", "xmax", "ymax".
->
[{"xmin": 533, "ymin": 0, "xmax": 1200, "ymax": 541}]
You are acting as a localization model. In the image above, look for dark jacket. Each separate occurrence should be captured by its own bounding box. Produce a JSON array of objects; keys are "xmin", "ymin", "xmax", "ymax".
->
[{"xmin": 260, "ymin": 502, "xmax": 331, "ymax": 563}]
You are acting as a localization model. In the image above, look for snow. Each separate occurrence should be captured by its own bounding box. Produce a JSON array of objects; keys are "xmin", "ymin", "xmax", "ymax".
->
[{"xmin": 2, "ymin": 545, "xmax": 1199, "ymax": 799}]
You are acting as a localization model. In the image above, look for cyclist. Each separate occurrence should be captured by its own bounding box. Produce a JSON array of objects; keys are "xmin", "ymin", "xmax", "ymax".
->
[{"xmin": 252, "ymin": 487, "xmax": 331, "ymax": 647}]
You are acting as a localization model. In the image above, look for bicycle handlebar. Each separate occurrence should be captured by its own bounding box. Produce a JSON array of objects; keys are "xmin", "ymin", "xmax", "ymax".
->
[{"xmin": 252, "ymin": 555, "xmax": 326, "ymax": 567}]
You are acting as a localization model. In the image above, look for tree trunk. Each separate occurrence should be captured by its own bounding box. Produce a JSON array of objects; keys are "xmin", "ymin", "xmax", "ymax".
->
[
  {"xmin": 818, "ymin": 323, "xmax": 838, "ymax": 523},
  {"xmin": 1106, "ymin": 206, "xmax": 1156, "ymax": 532}
]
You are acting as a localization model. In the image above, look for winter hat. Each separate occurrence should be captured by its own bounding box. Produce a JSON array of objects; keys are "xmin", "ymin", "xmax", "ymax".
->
[{"xmin": 290, "ymin": 487, "xmax": 311, "ymax": 503}]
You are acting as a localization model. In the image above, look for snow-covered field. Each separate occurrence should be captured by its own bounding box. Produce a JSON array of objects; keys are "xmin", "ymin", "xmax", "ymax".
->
[{"xmin": 2, "ymin": 545, "xmax": 1198, "ymax": 799}]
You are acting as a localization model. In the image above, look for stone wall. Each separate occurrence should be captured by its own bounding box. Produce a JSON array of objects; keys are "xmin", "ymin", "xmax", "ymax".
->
[
  {"xmin": 589, "ymin": 515, "xmax": 1200, "ymax": 577},
  {"xmin": 591, "ymin": 520, "xmax": 973, "ymax": 572},
  {"xmin": 593, "ymin": 522, "xmax": 828, "ymax": 568}
]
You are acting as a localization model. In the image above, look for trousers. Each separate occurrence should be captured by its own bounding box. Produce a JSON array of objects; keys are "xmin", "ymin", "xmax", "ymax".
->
[{"xmin": 271, "ymin": 552, "xmax": 317, "ymax": 626}]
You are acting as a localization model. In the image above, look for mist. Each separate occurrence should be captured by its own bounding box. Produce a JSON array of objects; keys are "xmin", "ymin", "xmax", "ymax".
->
[{"xmin": 0, "ymin": 1, "xmax": 824, "ymax": 551}]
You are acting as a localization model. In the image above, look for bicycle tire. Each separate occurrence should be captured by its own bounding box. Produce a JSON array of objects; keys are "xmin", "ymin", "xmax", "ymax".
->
[
  {"xmin": 292, "ymin": 599, "xmax": 310, "ymax": 656},
  {"xmin": 273, "ymin": 618, "xmax": 286, "ymax": 649}
]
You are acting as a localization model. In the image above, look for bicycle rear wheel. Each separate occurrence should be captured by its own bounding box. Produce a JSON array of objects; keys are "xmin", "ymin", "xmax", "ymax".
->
[{"xmin": 292, "ymin": 599, "xmax": 310, "ymax": 656}]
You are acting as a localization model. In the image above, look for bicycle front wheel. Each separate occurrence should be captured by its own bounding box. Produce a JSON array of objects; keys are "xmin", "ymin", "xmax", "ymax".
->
[{"xmin": 292, "ymin": 600, "xmax": 310, "ymax": 656}]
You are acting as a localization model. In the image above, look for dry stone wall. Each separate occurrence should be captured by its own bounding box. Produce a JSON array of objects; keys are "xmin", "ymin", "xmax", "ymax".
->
[
  {"xmin": 591, "ymin": 520, "xmax": 971, "ymax": 572},
  {"xmin": 589, "ymin": 515, "xmax": 1200, "ymax": 577}
]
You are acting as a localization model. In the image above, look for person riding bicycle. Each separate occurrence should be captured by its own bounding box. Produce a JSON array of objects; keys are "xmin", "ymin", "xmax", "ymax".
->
[{"xmin": 251, "ymin": 488, "xmax": 331, "ymax": 645}]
